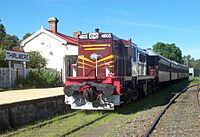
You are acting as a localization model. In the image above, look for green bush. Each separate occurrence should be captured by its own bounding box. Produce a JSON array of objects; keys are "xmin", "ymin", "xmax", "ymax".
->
[{"xmin": 16, "ymin": 69, "xmax": 61, "ymax": 88}]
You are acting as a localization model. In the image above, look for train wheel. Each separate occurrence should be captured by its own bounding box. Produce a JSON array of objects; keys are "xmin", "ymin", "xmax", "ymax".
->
[
  {"xmin": 138, "ymin": 84, "xmax": 145, "ymax": 98},
  {"xmin": 131, "ymin": 88, "xmax": 139, "ymax": 100},
  {"xmin": 147, "ymin": 83, "xmax": 154, "ymax": 94}
]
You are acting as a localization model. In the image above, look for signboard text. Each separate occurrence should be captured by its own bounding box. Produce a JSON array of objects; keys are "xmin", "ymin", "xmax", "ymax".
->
[{"xmin": 6, "ymin": 51, "xmax": 29, "ymax": 62}]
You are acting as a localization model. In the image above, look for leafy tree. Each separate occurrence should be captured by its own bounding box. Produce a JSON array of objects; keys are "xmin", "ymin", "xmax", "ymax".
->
[
  {"xmin": 153, "ymin": 42, "xmax": 183, "ymax": 63},
  {"xmin": 0, "ymin": 48, "xmax": 7, "ymax": 67},
  {"xmin": 0, "ymin": 23, "xmax": 6, "ymax": 38},
  {"xmin": 183, "ymin": 55, "xmax": 200, "ymax": 69},
  {"xmin": 0, "ymin": 23, "xmax": 6, "ymax": 46},
  {"xmin": 0, "ymin": 21, "xmax": 20, "ymax": 67},
  {"xmin": 0, "ymin": 22, "xmax": 19, "ymax": 50},
  {"xmin": 22, "ymin": 33, "xmax": 32, "ymax": 40},
  {"xmin": 2, "ymin": 34, "xmax": 19, "ymax": 50},
  {"xmin": 27, "ymin": 51, "xmax": 47, "ymax": 69}
]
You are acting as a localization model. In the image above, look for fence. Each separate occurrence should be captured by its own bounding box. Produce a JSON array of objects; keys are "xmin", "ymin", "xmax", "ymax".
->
[
  {"xmin": 0, "ymin": 68, "xmax": 62, "ymax": 89},
  {"xmin": 0, "ymin": 68, "xmax": 28, "ymax": 88}
]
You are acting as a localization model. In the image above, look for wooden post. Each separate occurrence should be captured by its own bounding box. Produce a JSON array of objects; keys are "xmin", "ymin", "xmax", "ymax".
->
[
  {"xmin": 8, "ymin": 61, "xmax": 12, "ymax": 87},
  {"xmin": 23, "ymin": 61, "xmax": 26, "ymax": 79}
]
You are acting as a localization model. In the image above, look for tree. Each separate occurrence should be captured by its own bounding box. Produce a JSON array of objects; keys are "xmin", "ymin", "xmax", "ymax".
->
[
  {"xmin": 183, "ymin": 55, "xmax": 200, "ymax": 69},
  {"xmin": 0, "ymin": 21, "xmax": 20, "ymax": 67},
  {"xmin": 0, "ymin": 22, "xmax": 19, "ymax": 50},
  {"xmin": 0, "ymin": 23, "xmax": 6, "ymax": 46},
  {"xmin": 153, "ymin": 42, "xmax": 183, "ymax": 63},
  {"xmin": 0, "ymin": 23, "xmax": 6, "ymax": 38},
  {"xmin": 22, "ymin": 33, "xmax": 32, "ymax": 40},
  {"xmin": 2, "ymin": 34, "xmax": 19, "ymax": 50},
  {"xmin": 0, "ymin": 48, "xmax": 7, "ymax": 67},
  {"xmin": 27, "ymin": 51, "xmax": 47, "ymax": 69}
]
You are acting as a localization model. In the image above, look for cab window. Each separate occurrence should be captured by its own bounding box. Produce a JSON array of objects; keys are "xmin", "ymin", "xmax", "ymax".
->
[
  {"xmin": 132, "ymin": 46, "xmax": 137, "ymax": 61},
  {"xmin": 139, "ymin": 53, "xmax": 146, "ymax": 63}
]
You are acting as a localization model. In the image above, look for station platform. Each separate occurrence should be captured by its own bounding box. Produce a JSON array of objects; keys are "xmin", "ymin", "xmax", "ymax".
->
[
  {"xmin": 0, "ymin": 87, "xmax": 69, "ymax": 131},
  {"xmin": 0, "ymin": 87, "xmax": 64, "ymax": 105}
]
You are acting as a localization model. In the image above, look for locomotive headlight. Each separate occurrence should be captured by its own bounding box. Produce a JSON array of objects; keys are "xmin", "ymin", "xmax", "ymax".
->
[
  {"xmin": 90, "ymin": 53, "xmax": 102, "ymax": 77},
  {"xmin": 90, "ymin": 53, "xmax": 101, "ymax": 60}
]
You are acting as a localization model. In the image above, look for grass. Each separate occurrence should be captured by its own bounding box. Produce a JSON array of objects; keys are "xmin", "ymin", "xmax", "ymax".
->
[
  {"xmin": 69, "ymin": 113, "xmax": 117, "ymax": 136},
  {"xmin": 189, "ymin": 76, "xmax": 200, "ymax": 85},
  {"xmin": 4, "ymin": 111, "xmax": 105, "ymax": 137}
]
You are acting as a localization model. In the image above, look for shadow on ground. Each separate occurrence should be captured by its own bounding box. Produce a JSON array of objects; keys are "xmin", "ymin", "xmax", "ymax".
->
[{"xmin": 116, "ymin": 80, "xmax": 191, "ymax": 115}]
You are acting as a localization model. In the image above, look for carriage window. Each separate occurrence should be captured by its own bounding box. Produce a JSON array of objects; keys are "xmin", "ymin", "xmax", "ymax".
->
[{"xmin": 139, "ymin": 53, "xmax": 146, "ymax": 63}]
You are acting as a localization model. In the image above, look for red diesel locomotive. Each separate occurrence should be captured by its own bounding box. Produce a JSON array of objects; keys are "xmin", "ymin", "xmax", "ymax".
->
[{"xmin": 64, "ymin": 29, "xmax": 189, "ymax": 110}]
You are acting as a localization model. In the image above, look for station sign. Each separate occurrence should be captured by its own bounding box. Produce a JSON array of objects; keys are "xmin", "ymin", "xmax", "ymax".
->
[
  {"xmin": 5, "ymin": 50, "xmax": 30, "ymax": 62},
  {"xmin": 79, "ymin": 33, "xmax": 112, "ymax": 40}
]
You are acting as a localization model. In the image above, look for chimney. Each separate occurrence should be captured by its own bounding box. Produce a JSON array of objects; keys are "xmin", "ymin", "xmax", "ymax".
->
[
  {"xmin": 73, "ymin": 31, "xmax": 82, "ymax": 38},
  {"xmin": 48, "ymin": 17, "xmax": 59, "ymax": 33}
]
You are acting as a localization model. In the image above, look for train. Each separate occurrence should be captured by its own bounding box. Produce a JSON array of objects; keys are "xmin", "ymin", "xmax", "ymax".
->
[{"xmin": 63, "ymin": 29, "xmax": 189, "ymax": 110}]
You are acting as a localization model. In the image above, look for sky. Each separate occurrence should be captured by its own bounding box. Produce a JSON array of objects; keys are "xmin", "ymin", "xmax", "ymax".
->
[{"xmin": 1, "ymin": 0, "xmax": 200, "ymax": 59}]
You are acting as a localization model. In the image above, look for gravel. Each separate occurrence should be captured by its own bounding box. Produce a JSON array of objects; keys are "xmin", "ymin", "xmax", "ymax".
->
[
  {"xmin": 150, "ymin": 86, "xmax": 200, "ymax": 137},
  {"xmin": 111, "ymin": 85, "xmax": 200, "ymax": 137},
  {"xmin": 113, "ymin": 106, "xmax": 164, "ymax": 137}
]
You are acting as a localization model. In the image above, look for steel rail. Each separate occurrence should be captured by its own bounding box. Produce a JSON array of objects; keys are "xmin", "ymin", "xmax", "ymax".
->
[
  {"xmin": 196, "ymin": 87, "xmax": 200, "ymax": 114},
  {"xmin": 144, "ymin": 84, "xmax": 200, "ymax": 137},
  {"xmin": 59, "ymin": 113, "xmax": 110, "ymax": 137}
]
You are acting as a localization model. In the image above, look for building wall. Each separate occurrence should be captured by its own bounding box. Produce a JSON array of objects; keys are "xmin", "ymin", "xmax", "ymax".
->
[{"xmin": 23, "ymin": 33, "xmax": 78, "ymax": 71}]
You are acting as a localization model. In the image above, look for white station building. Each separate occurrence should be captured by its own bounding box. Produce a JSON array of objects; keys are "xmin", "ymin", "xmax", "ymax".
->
[{"xmin": 20, "ymin": 17, "xmax": 80, "ymax": 82}]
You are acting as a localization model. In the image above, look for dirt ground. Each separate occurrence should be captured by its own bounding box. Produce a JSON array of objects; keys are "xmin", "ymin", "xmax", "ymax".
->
[{"xmin": 0, "ymin": 87, "xmax": 63, "ymax": 105}]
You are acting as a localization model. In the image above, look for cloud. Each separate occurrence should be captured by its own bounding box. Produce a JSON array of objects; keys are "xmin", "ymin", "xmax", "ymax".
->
[{"xmin": 112, "ymin": 19, "xmax": 198, "ymax": 33}]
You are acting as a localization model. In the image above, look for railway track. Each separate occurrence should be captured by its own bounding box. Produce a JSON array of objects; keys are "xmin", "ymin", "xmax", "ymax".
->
[
  {"xmin": 2, "ymin": 102, "xmax": 139, "ymax": 137},
  {"xmin": 2, "ymin": 109, "xmax": 114, "ymax": 137},
  {"xmin": 59, "ymin": 113, "xmax": 109, "ymax": 137},
  {"xmin": 2, "ymin": 110, "xmax": 81, "ymax": 137},
  {"xmin": 144, "ymin": 84, "xmax": 200, "ymax": 137}
]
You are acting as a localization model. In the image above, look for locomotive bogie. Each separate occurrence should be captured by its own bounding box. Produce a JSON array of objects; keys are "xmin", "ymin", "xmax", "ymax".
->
[{"xmin": 65, "ymin": 95, "xmax": 120, "ymax": 110}]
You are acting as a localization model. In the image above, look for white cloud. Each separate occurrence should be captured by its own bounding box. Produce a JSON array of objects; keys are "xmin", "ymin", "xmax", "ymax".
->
[{"xmin": 112, "ymin": 19, "xmax": 198, "ymax": 33}]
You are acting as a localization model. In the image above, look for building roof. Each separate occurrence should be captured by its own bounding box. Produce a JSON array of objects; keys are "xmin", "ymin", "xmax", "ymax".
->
[
  {"xmin": 20, "ymin": 26, "xmax": 78, "ymax": 47},
  {"xmin": 49, "ymin": 30, "xmax": 78, "ymax": 45}
]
